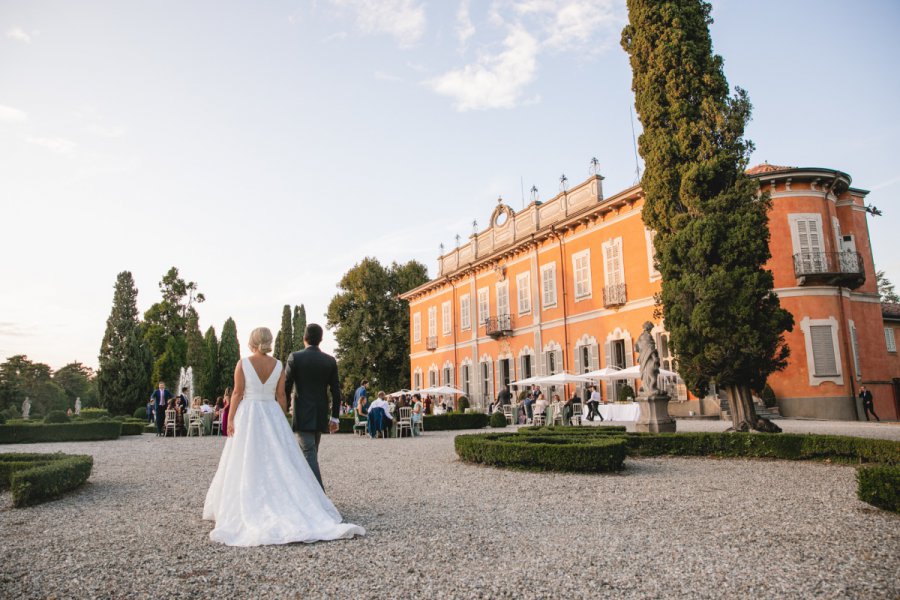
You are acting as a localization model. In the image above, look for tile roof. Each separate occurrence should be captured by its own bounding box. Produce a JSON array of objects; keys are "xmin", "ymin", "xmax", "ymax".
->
[
  {"xmin": 746, "ymin": 162, "xmax": 796, "ymax": 175},
  {"xmin": 883, "ymin": 302, "xmax": 900, "ymax": 319}
]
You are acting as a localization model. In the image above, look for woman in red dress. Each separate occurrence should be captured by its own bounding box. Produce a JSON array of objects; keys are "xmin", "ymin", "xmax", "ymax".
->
[{"xmin": 221, "ymin": 387, "xmax": 232, "ymax": 436}]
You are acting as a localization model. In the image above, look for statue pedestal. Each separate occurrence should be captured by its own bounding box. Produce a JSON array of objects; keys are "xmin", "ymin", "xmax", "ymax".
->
[{"xmin": 635, "ymin": 393, "xmax": 676, "ymax": 433}]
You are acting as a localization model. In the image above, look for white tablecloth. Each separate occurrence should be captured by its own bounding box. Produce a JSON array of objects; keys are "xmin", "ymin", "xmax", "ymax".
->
[{"xmin": 583, "ymin": 403, "xmax": 641, "ymax": 422}]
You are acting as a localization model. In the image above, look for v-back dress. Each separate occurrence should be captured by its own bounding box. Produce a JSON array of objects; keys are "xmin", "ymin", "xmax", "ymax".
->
[{"xmin": 203, "ymin": 357, "xmax": 365, "ymax": 546}]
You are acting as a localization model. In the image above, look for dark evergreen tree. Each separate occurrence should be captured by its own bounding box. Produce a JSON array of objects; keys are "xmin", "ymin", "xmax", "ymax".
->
[
  {"xmin": 202, "ymin": 326, "xmax": 219, "ymax": 400},
  {"xmin": 53, "ymin": 362, "xmax": 99, "ymax": 408},
  {"xmin": 275, "ymin": 305, "xmax": 293, "ymax": 363},
  {"xmin": 153, "ymin": 336, "xmax": 186, "ymax": 391},
  {"xmin": 97, "ymin": 271, "xmax": 152, "ymax": 415},
  {"xmin": 327, "ymin": 258, "xmax": 428, "ymax": 396},
  {"xmin": 621, "ymin": 0, "xmax": 793, "ymax": 431},
  {"xmin": 876, "ymin": 270, "xmax": 899, "ymax": 303},
  {"xmin": 0, "ymin": 355, "xmax": 67, "ymax": 416},
  {"xmin": 185, "ymin": 313, "xmax": 207, "ymax": 397},
  {"xmin": 291, "ymin": 304, "xmax": 307, "ymax": 353},
  {"xmin": 218, "ymin": 318, "xmax": 240, "ymax": 394}
]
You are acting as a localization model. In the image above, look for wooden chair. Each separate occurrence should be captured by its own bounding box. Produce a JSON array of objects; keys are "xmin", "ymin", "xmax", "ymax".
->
[
  {"xmin": 187, "ymin": 410, "xmax": 203, "ymax": 437},
  {"xmin": 353, "ymin": 411, "xmax": 367, "ymax": 436},
  {"xmin": 532, "ymin": 408, "xmax": 546, "ymax": 427},
  {"xmin": 211, "ymin": 417, "xmax": 221, "ymax": 436},
  {"xmin": 397, "ymin": 407, "xmax": 412, "ymax": 438},
  {"xmin": 164, "ymin": 409, "xmax": 177, "ymax": 437},
  {"xmin": 570, "ymin": 403, "xmax": 583, "ymax": 426},
  {"xmin": 502, "ymin": 404, "xmax": 514, "ymax": 425}
]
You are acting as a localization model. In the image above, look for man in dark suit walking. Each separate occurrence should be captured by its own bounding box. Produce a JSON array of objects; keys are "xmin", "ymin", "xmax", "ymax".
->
[
  {"xmin": 150, "ymin": 381, "xmax": 172, "ymax": 436},
  {"xmin": 284, "ymin": 323, "xmax": 341, "ymax": 490}
]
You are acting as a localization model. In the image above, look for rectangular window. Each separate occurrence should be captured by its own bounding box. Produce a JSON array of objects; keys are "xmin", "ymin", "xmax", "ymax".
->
[
  {"xmin": 477, "ymin": 287, "xmax": 490, "ymax": 327},
  {"xmin": 572, "ymin": 250, "xmax": 591, "ymax": 300},
  {"xmin": 541, "ymin": 263, "xmax": 557, "ymax": 308},
  {"xmin": 413, "ymin": 312, "xmax": 421, "ymax": 343},
  {"xmin": 427, "ymin": 306, "xmax": 436, "ymax": 338},
  {"xmin": 645, "ymin": 228, "xmax": 660, "ymax": 280},
  {"xmin": 850, "ymin": 321, "xmax": 861, "ymax": 379},
  {"xmin": 441, "ymin": 301, "xmax": 451, "ymax": 336},
  {"xmin": 460, "ymin": 294, "xmax": 471, "ymax": 331},
  {"xmin": 516, "ymin": 272, "xmax": 531, "ymax": 315},
  {"xmin": 462, "ymin": 365, "xmax": 471, "ymax": 396},
  {"xmin": 810, "ymin": 325, "xmax": 838, "ymax": 376},
  {"xmin": 496, "ymin": 281, "xmax": 509, "ymax": 316},
  {"xmin": 789, "ymin": 214, "xmax": 825, "ymax": 273},
  {"xmin": 603, "ymin": 238, "xmax": 625, "ymax": 287},
  {"xmin": 886, "ymin": 327, "xmax": 897, "ymax": 353}
]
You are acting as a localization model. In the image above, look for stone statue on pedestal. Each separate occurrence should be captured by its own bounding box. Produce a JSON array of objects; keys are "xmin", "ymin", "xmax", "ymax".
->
[
  {"xmin": 22, "ymin": 397, "xmax": 31, "ymax": 420},
  {"xmin": 636, "ymin": 321, "xmax": 661, "ymax": 397},
  {"xmin": 75, "ymin": 397, "xmax": 82, "ymax": 415},
  {"xmin": 633, "ymin": 321, "xmax": 676, "ymax": 433}
]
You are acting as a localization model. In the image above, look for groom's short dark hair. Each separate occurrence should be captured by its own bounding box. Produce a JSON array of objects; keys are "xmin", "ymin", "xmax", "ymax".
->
[{"xmin": 305, "ymin": 323, "xmax": 323, "ymax": 346}]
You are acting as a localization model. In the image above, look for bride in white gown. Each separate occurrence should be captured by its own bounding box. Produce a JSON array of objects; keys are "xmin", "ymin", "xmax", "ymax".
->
[{"xmin": 203, "ymin": 327, "xmax": 365, "ymax": 546}]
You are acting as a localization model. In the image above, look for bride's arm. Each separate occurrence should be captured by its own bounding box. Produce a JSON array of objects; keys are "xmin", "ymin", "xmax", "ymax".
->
[
  {"xmin": 228, "ymin": 361, "xmax": 246, "ymax": 436},
  {"xmin": 275, "ymin": 368, "xmax": 287, "ymax": 414}
]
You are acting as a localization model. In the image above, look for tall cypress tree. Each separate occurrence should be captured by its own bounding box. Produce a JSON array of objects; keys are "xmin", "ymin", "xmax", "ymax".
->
[
  {"xmin": 185, "ymin": 313, "xmax": 206, "ymax": 397},
  {"xmin": 218, "ymin": 318, "xmax": 240, "ymax": 394},
  {"xmin": 98, "ymin": 271, "xmax": 151, "ymax": 415},
  {"xmin": 202, "ymin": 326, "xmax": 219, "ymax": 400},
  {"xmin": 291, "ymin": 304, "xmax": 307, "ymax": 353},
  {"xmin": 621, "ymin": 0, "xmax": 793, "ymax": 432},
  {"xmin": 275, "ymin": 305, "xmax": 293, "ymax": 363}
]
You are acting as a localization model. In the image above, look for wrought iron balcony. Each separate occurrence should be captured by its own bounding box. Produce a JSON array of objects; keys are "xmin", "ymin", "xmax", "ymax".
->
[
  {"xmin": 603, "ymin": 283, "xmax": 627, "ymax": 308},
  {"xmin": 426, "ymin": 336, "xmax": 438, "ymax": 351},
  {"xmin": 485, "ymin": 314, "xmax": 513, "ymax": 339},
  {"xmin": 792, "ymin": 251, "xmax": 865, "ymax": 289}
]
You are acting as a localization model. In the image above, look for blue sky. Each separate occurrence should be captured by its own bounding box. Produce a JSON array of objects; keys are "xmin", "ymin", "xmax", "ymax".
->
[{"xmin": 1, "ymin": 0, "xmax": 898, "ymax": 369}]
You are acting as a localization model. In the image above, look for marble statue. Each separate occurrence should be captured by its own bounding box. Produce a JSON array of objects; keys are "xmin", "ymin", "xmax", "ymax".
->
[
  {"xmin": 21, "ymin": 397, "xmax": 31, "ymax": 419},
  {"xmin": 75, "ymin": 397, "xmax": 82, "ymax": 415},
  {"xmin": 636, "ymin": 321, "xmax": 661, "ymax": 397}
]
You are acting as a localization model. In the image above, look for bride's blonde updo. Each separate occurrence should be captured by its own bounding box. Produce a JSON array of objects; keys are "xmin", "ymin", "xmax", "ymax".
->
[{"xmin": 248, "ymin": 327, "xmax": 274, "ymax": 354}]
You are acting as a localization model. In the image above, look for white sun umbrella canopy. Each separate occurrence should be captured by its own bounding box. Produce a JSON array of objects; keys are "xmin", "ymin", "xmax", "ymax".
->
[
  {"xmin": 528, "ymin": 372, "xmax": 596, "ymax": 385},
  {"xmin": 388, "ymin": 389, "xmax": 411, "ymax": 397},
  {"xmin": 509, "ymin": 375, "xmax": 543, "ymax": 387},
  {"xmin": 419, "ymin": 385, "xmax": 466, "ymax": 395},
  {"xmin": 581, "ymin": 367, "xmax": 624, "ymax": 380}
]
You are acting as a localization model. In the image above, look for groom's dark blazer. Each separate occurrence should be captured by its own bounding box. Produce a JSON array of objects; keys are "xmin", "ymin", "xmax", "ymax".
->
[{"xmin": 284, "ymin": 345, "xmax": 342, "ymax": 433}]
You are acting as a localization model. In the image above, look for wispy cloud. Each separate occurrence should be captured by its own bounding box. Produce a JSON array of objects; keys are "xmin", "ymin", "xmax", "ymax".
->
[
  {"xmin": 0, "ymin": 104, "xmax": 28, "ymax": 123},
  {"xmin": 456, "ymin": 0, "xmax": 476, "ymax": 48},
  {"xmin": 330, "ymin": 0, "xmax": 426, "ymax": 47},
  {"xmin": 86, "ymin": 124, "xmax": 126, "ymax": 139},
  {"xmin": 374, "ymin": 70, "xmax": 403, "ymax": 82},
  {"xmin": 24, "ymin": 136, "xmax": 77, "ymax": 154},
  {"xmin": 429, "ymin": 25, "xmax": 538, "ymax": 111},
  {"xmin": 871, "ymin": 174, "xmax": 900, "ymax": 191},
  {"xmin": 6, "ymin": 27, "xmax": 32, "ymax": 44},
  {"xmin": 0, "ymin": 322, "xmax": 34, "ymax": 337},
  {"xmin": 323, "ymin": 30, "xmax": 348, "ymax": 43}
]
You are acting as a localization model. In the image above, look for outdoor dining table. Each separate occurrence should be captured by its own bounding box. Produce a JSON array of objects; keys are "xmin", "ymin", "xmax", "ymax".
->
[{"xmin": 583, "ymin": 402, "xmax": 641, "ymax": 422}]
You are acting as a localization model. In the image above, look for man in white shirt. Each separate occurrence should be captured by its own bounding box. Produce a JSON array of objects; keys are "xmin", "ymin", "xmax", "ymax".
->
[
  {"xmin": 367, "ymin": 391, "xmax": 393, "ymax": 437},
  {"xmin": 586, "ymin": 386, "xmax": 603, "ymax": 421},
  {"xmin": 199, "ymin": 401, "xmax": 214, "ymax": 414}
]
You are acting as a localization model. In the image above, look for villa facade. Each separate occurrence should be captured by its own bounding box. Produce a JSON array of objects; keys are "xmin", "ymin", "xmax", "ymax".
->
[{"xmin": 400, "ymin": 164, "xmax": 899, "ymax": 421}]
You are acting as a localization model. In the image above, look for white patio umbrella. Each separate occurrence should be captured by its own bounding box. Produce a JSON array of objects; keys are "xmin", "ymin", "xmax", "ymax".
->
[
  {"xmin": 509, "ymin": 375, "xmax": 543, "ymax": 386},
  {"xmin": 581, "ymin": 367, "xmax": 624, "ymax": 380},
  {"xmin": 528, "ymin": 372, "xmax": 596, "ymax": 385},
  {"xmin": 606, "ymin": 365, "xmax": 679, "ymax": 379},
  {"xmin": 388, "ymin": 389, "xmax": 411, "ymax": 397},
  {"xmin": 427, "ymin": 385, "xmax": 466, "ymax": 395}
]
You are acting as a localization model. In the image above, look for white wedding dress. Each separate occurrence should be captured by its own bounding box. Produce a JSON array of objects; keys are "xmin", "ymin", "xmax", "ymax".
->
[{"xmin": 203, "ymin": 357, "xmax": 365, "ymax": 546}]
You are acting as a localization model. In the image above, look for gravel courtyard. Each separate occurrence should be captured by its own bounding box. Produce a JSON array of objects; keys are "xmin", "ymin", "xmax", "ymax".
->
[{"xmin": 1, "ymin": 421, "xmax": 898, "ymax": 599}]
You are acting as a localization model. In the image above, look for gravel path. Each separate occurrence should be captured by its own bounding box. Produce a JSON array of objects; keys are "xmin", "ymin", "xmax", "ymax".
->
[{"xmin": 1, "ymin": 422, "xmax": 898, "ymax": 599}]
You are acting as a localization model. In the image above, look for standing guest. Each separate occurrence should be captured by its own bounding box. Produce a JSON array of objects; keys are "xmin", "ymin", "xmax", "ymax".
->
[
  {"xmin": 423, "ymin": 395, "xmax": 433, "ymax": 415},
  {"xmin": 524, "ymin": 388, "xmax": 536, "ymax": 422},
  {"xmin": 586, "ymin": 385, "xmax": 603, "ymax": 422},
  {"xmin": 859, "ymin": 386, "xmax": 880, "ymax": 422},
  {"xmin": 150, "ymin": 381, "xmax": 173, "ymax": 436},
  {"xmin": 354, "ymin": 380, "xmax": 369, "ymax": 411},
  {"xmin": 411, "ymin": 394, "xmax": 424, "ymax": 436},
  {"xmin": 177, "ymin": 387, "xmax": 190, "ymax": 412},
  {"xmin": 534, "ymin": 391, "xmax": 549, "ymax": 420},
  {"xmin": 146, "ymin": 398, "xmax": 155, "ymax": 425},
  {"xmin": 221, "ymin": 387, "xmax": 232, "ymax": 436},
  {"xmin": 563, "ymin": 391, "xmax": 579, "ymax": 425},
  {"xmin": 214, "ymin": 397, "xmax": 224, "ymax": 420}
]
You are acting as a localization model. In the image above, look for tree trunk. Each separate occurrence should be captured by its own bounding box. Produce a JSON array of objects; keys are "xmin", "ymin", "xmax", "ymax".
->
[{"xmin": 725, "ymin": 384, "xmax": 781, "ymax": 433}]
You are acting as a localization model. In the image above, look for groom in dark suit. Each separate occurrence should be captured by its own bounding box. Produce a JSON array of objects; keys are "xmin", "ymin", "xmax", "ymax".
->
[{"xmin": 284, "ymin": 323, "xmax": 342, "ymax": 490}]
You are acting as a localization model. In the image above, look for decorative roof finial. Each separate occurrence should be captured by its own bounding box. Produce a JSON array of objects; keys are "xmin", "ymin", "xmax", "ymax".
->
[
  {"xmin": 559, "ymin": 174, "xmax": 568, "ymax": 192},
  {"xmin": 589, "ymin": 157, "xmax": 601, "ymax": 176}
]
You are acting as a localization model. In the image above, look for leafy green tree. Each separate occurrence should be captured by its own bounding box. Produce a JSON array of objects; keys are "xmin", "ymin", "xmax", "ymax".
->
[
  {"xmin": 97, "ymin": 271, "xmax": 152, "ymax": 415},
  {"xmin": 202, "ymin": 326, "xmax": 219, "ymax": 400},
  {"xmin": 185, "ymin": 313, "xmax": 207, "ymax": 397},
  {"xmin": 876, "ymin": 270, "xmax": 899, "ymax": 303},
  {"xmin": 218, "ymin": 318, "xmax": 240, "ymax": 393},
  {"xmin": 621, "ymin": 0, "xmax": 793, "ymax": 431},
  {"xmin": 0, "ymin": 355, "xmax": 67, "ymax": 417},
  {"xmin": 53, "ymin": 362, "xmax": 99, "ymax": 408},
  {"xmin": 274, "ymin": 305, "xmax": 293, "ymax": 363},
  {"xmin": 142, "ymin": 267, "xmax": 205, "ymax": 385},
  {"xmin": 327, "ymin": 258, "xmax": 428, "ymax": 397},
  {"xmin": 153, "ymin": 336, "xmax": 186, "ymax": 392},
  {"xmin": 291, "ymin": 304, "xmax": 307, "ymax": 353}
]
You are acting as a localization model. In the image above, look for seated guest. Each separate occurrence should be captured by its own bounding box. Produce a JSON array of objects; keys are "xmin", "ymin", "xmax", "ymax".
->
[
  {"xmin": 191, "ymin": 396, "xmax": 202, "ymax": 411},
  {"xmin": 411, "ymin": 394, "xmax": 424, "ymax": 436},
  {"xmin": 200, "ymin": 399, "xmax": 213, "ymax": 414},
  {"xmin": 214, "ymin": 397, "xmax": 224, "ymax": 419},
  {"xmin": 534, "ymin": 391, "xmax": 549, "ymax": 419},
  {"xmin": 563, "ymin": 391, "xmax": 579, "ymax": 424},
  {"xmin": 176, "ymin": 387, "xmax": 189, "ymax": 412},
  {"xmin": 366, "ymin": 392, "xmax": 393, "ymax": 438}
]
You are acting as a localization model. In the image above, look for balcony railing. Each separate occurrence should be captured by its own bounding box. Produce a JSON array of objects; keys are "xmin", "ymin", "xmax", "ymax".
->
[
  {"xmin": 426, "ymin": 336, "xmax": 438, "ymax": 351},
  {"xmin": 603, "ymin": 283, "xmax": 627, "ymax": 308},
  {"xmin": 485, "ymin": 314, "xmax": 513, "ymax": 339},
  {"xmin": 792, "ymin": 251, "xmax": 865, "ymax": 289}
]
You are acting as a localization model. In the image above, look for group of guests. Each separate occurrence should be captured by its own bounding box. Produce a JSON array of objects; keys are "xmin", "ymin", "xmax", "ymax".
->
[
  {"xmin": 147, "ymin": 381, "xmax": 232, "ymax": 437},
  {"xmin": 351, "ymin": 380, "xmax": 425, "ymax": 438},
  {"xmin": 490, "ymin": 384, "xmax": 606, "ymax": 424}
]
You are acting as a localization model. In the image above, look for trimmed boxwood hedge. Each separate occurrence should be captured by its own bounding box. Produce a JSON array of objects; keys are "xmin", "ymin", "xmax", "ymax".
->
[
  {"xmin": 0, "ymin": 421, "xmax": 122, "ymax": 444},
  {"xmin": 489, "ymin": 411, "xmax": 507, "ymax": 428},
  {"xmin": 424, "ymin": 412, "xmax": 488, "ymax": 430},
  {"xmin": 857, "ymin": 465, "xmax": 900, "ymax": 513},
  {"xmin": 338, "ymin": 416, "xmax": 354, "ymax": 433},
  {"xmin": 455, "ymin": 432, "xmax": 626, "ymax": 472},
  {"xmin": 0, "ymin": 452, "xmax": 93, "ymax": 507},
  {"xmin": 78, "ymin": 408, "xmax": 109, "ymax": 420},
  {"xmin": 120, "ymin": 420, "xmax": 146, "ymax": 436}
]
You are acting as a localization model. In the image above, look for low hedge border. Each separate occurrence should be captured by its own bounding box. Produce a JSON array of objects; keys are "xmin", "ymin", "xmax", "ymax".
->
[
  {"xmin": 857, "ymin": 465, "xmax": 900, "ymax": 513},
  {"xmin": 0, "ymin": 422, "xmax": 122, "ymax": 444},
  {"xmin": 120, "ymin": 420, "xmax": 146, "ymax": 436},
  {"xmin": 0, "ymin": 452, "xmax": 93, "ymax": 507},
  {"xmin": 424, "ymin": 412, "xmax": 489, "ymax": 430},
  {"xmin": 455, "ymin": 432, "xmax": 626, "ymax": 472}
]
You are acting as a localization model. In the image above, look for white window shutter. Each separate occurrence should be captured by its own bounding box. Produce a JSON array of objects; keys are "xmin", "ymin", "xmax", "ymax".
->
[
  {"xmin": 624, "ymin": 338, "xmax": 635, "ymax": 395},
  {"xmin": 574, "ymin": 346, "xmax": 582, "ymax": 375},
  {"xmin": 590, "ymin": 343, "xmax": 600, "ymax": 371},
  {"xmin": 604, "ymin": 341, "xmax": 613, "ymax": 401},
  {"xmin": 810, "ymin": 325, "xmax": 837, "ymax": 376}
]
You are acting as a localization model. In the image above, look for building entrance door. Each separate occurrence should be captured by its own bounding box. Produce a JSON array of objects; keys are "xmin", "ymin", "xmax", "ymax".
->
[{"xmin": 499, "ymin": 359, "xmax": 511, "ymax": 390}]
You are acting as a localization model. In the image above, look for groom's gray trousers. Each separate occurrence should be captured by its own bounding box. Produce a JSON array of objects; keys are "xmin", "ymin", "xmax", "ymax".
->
[{"xmin": 297, "ymin": 431, "xmax": 323, "ymax": 490}]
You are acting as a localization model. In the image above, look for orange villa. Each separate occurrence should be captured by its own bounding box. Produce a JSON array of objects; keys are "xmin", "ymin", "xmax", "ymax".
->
[{"xmin": 400, "ymin": 163, "xmax": 899, "ymax": 421}]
